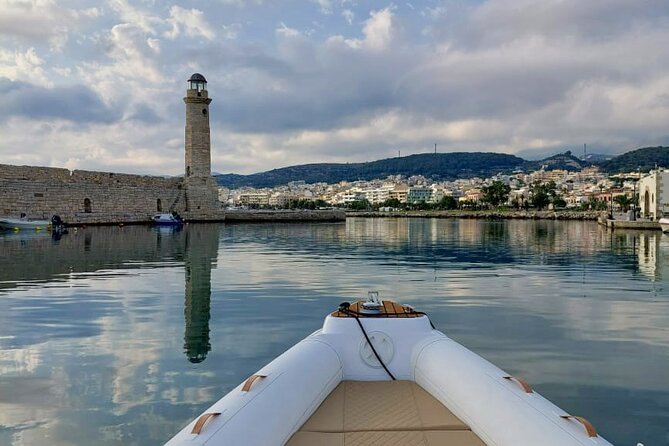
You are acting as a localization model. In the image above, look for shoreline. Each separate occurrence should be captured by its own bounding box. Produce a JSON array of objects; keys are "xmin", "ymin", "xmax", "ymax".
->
[{"xmin": 346, "ymin": 210, "xmax": 603, "ymax": 220}]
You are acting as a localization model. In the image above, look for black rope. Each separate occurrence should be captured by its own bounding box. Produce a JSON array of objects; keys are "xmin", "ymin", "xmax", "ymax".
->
[{"xmin": 339, "ymin": 303, "xmax": 396, "ymax": 380}]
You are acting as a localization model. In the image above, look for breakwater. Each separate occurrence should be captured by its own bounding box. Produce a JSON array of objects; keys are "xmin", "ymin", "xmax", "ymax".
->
[
  {"xmin": 347, "ymin": 210, "xmax": 602, "ymax": 220},
  {"xmin": 224, "ymin": 209, "xmax": 346, "ymax": 222}
]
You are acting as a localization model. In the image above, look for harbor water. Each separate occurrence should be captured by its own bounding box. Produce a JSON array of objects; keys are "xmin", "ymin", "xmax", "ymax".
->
[{"xmin": 0, "ymin": 218, "xmax": 668, "ymax": 445}]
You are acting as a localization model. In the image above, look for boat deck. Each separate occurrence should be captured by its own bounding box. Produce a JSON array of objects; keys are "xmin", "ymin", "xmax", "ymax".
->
[
  {"xmin": 286, "ymin": 381, "xmax": 486, "ymax": 446},
  {"xmin": 331, "ymin": 300, "xmax": 423, "ymax": 318}
]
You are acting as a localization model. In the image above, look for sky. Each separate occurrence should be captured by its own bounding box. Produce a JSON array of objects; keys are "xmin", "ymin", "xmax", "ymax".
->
[{"xmin": 1, "ymin": 0, "xmax": 669, "ymax": 176}]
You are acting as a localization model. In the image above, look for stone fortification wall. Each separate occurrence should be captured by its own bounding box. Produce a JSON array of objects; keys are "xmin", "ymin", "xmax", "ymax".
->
[
  {"xmin": 0, "ymin": 164, "xmax": 71, "ymax": 181},
  {"xmin": 0, "ymin": 164, "xmax": 187, "ymax": 224}
]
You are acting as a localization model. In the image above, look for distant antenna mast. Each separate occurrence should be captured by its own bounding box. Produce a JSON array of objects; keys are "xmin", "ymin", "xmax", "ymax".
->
[
  {"xmin": 583, "ymin": 143, "xmax": 587, "ymax": 161},
  {"xmin": 398, "ymin": 150, "xmax": 401, "ymax": 158}
]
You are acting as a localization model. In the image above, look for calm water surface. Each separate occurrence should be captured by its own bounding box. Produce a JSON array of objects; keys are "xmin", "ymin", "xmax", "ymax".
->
[{"xmin": 0, "ymin": 218, "xmax": 668, "ymax": 445}]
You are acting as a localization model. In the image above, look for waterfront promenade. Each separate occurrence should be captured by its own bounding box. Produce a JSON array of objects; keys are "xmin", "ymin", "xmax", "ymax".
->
[{"xmin": 347, "ymin": 209, "xmax": 602, "ymax": 220}]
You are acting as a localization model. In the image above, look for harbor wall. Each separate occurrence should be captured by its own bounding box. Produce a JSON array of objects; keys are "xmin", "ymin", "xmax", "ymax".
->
[
  {"xmin": 0, "ymin": 164, "xmax": 344, "ymax": 224},
  {"xmin": 224, "ymin": 209, "xmax": 346, "ymax": 222},
  {"xmin": 346, "ymin": 210, "xmax": 603, "ymax": 220},
  {"xmin": 0, "ymin": 164, "xmax": 188, "ymax": 224}
]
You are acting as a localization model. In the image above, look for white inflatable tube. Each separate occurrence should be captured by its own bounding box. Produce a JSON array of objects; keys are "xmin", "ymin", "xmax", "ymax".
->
[
  {"xmin": 165, "ymin": 338, "xmax": 342, "ymax": 446},
  {"xmin": 413, "ymin": 335, "xmax": 614, "ymax": 446}
]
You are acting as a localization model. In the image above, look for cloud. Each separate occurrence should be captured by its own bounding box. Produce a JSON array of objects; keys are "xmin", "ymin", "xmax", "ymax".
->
[
  {"xmin": 221, "ymin": 23, "xmax": 243, "ymax": 40},
  {"xmin": 342, "ymin": 9, "xmax": 354, "ymax": 25},
  {"xmin": 460, "ymin": 0, "xmax": 669, "ymax": 49},
  {"xmin": 0, "ymin": 78, "xmax": 120, "ymax": 123},
  {"xmin": 276, "ymin": 22, "xmax": 302, "ymax": 38},
  {"xmin": 335, "ymin": 7, "xmax": 396, "ymax": 50},
  {"xmin": 0, "ymin": 0, "xmax": 101, "ymax": 51},
  {"xmin": 311, "ymin": 0, "xmax": 333, "ymax": 15},
  {"xmin": 107, "ymin": 0, "xmax": 162, "ymax": 34},
  {"xmin": 78, "ymin": 23, "xmax": 166, "ymax": 106},
  {"xmin": 165, "ymin": 6, "xmax": 216, "ymax": 40},
  {"xmin": 0, "ymin": 47, "xmax": 49, "ymax": 85}
]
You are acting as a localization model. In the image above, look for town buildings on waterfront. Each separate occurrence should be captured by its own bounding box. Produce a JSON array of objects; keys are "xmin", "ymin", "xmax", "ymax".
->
[{"xmin": 222, "ymin": 165, "xmax": 669, "ymax": 217}]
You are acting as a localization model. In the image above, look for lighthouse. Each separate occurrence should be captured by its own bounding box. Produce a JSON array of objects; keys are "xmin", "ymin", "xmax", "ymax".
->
[
  {"xmin": 184, "ymin": 73, "xmax": 212, "ymax": 178},
  {"xmin": 182, "ymin": 73, "xmax": 220, "ymax": 218}
]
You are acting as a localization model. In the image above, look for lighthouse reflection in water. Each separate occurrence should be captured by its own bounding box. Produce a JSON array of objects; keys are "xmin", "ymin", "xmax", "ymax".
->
[{"xmin": 182, "ymin": 224, "xmax": 217, "ymax": 363}]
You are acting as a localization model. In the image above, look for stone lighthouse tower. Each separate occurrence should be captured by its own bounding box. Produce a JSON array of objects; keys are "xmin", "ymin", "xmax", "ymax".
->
[
  {"xmin": 182, "ymin": 73, "xmax": 220, "ymax": 219},
  {"xmin": 184, "ymin": 73, "xmax": 212, "ymax": 177}
]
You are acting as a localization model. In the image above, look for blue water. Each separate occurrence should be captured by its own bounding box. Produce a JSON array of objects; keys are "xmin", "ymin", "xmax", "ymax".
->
[{"xmin": 0, "ymin": 218, "xmax": 667, "ymax": 445}]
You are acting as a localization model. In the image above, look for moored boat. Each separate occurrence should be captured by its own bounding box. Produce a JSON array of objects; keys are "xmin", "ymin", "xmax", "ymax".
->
[
  {"xmin": 166, "ymin": 293, "xmax": 614, "ymax": 446},
  {"xmin": 152, "ymin": 213, "xmax": 184, "ymax": 226},
  {"xmin": 0, "ymin": 217, "xmax": 52, "ymax": 231},
  {"xmin": 659, "ymin": 217, "xmax": 669, "ymax": 233}
]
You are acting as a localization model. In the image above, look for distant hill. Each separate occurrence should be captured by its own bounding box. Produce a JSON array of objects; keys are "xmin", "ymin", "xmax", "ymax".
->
[
  {"xmin": 584, "ymin": 153, "xmax": 613, "ymax": 163},
  {"xmin": 524, "ymin": 151, "xmax": 589, "ymax": 172},
  {"xmin": 214, "ymin": 146, "xmax": 669, "ymax": 188},
  {"xmin": 215, "ymin": 152, "xmax": 525, "ymax": 188},
  {"xmin": 597, "ymin": 146, "xmax": 669, "ymax": 173}
]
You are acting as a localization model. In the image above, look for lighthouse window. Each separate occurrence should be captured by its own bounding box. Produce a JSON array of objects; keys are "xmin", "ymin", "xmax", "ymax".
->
[{"xmin": 202, "ymin": 109, "xmax": 207, "ymax": 115}]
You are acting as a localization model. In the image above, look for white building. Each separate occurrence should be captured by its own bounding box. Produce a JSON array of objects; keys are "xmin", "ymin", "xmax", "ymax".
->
[
  {"xmin": 238, "ymin": 192, "xmax": 270, "ymax": 206},
  {"xmin": 331, "ymin": 188, "xmax": 365, "ymax": 205},
  {"xmin": 408, "ymin": 186, "xmax": 433, "ymax": 203},
  {"xmin": 639, "ymin": 169, "xmax": 669, "ymax": 220}
]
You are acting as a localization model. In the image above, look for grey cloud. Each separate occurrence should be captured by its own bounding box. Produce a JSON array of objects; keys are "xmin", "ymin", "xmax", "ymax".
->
[
  {"xmin": 178, "ymin": 38, "xmax": 419, "ymax": 133},
  {"xmin": 125, "ymin": 104, "xmax": 163, "ymax": 124},
  {"xmin": 0, "ymin": 78, "xmax": 121, "ymax": 123},
  {"xmin": 456, "ymin": 0, "xmax": 669, "ymax": 49}
]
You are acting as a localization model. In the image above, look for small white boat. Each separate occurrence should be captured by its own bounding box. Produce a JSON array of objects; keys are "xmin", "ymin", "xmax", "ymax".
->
[
  {"xmin": 0, "ymin": 217, "xmax": 52, "ymax": 231},
  {"xmin": 659, "ymin": 217, "xmax": 669, "ymax": 233},
  {"xmin": 166, "ymin": 293, "xmax": 613, "ymax": 446},
  {"xmin": 152, "ymin": 213, "xmax": 184, "ymax": 226}
]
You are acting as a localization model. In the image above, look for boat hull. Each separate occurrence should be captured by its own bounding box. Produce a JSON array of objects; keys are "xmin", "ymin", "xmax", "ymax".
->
[
  {"xmin": 0, "ymin": 218, "xmax": 51, "ymax": 230},
  {"xmin": 166, "ymin": 303, "xmax": 614, "ymax": 446},
  {"xmin": 659, "ymin": 218, "xmax": 669, "ymax": 233},
  {"xmin": 152, "ymin": 213, "xmax": 183, "ymax": 226}
]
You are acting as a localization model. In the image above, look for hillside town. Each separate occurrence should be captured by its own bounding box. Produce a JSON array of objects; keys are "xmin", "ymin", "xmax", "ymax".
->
[{"xmin": 219, "ymin": 166, "xmax": 669, "ymax": 219}]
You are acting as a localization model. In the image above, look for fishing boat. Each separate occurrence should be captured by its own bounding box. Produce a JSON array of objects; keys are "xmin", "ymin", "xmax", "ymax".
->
[
  {"xmin": 0, "ymin": 216, "xmax": 52, "ymax": 231},
  {"xmin": 659, "ymin": 217, "xmax": 669, "ymax": 233},
  {"xmin": 165, "ymin": 292, "xmax": 614, "ymax": 446},
  {"xmin": 152, "ymin": 213, "xmax": 184, "ymax": 226}
]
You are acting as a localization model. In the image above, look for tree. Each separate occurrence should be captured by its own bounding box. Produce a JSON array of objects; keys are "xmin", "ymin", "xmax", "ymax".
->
[
  {"xmin": 481, "ymin": 181, "xmax": 511, "ymax": 207},
  {"xmin": 552, "ymin": 196, "xmax": 567, "ymax": 208},
  {"xmin": 529, "ymin": 181, "xmax": 557, "ymax": 210},
  {"xmin": 380, "ymin": 198, "xmax": 403, "ymax": 209},
  {"xmin": 613, "ymin": 194, "xmax": 633, "ymax": 212},
  {"xmin": 589, "ymin": 199, "xmax": 608, "ymax": 211},
  {"xmin": 348, "ymin": 199, "xmax": 371, "ymax": 210},
  {"xmin": 440, "ymin": 195, "xmax": 458, "ymax": 210}
]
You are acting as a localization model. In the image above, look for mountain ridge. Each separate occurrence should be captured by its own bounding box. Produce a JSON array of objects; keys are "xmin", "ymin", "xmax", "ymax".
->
[{"xmin": 215, "ymin": 146, "xmax": 669, "ymax": 188}]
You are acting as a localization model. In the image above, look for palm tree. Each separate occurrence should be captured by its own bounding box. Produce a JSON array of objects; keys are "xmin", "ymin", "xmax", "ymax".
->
[{"xmin": 613, "ymin": 194, "xmax": 633, "ymax": 212}]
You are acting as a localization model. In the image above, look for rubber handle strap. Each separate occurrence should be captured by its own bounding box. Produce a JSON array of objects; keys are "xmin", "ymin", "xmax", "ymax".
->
[
  {"xmin": 241, "ymin": 374, "xmax": 267, "ymax": 392},
  {"xmin": 503, "ymin": 375, "xmax": 534, "ymax": 393},
  {"xmin": 191, "ymin": 412, "xmax": 221, "ymax": 435},
  {"xmin": 560, "ymin": 415, "xmax": 598, "ymax": 438}
]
